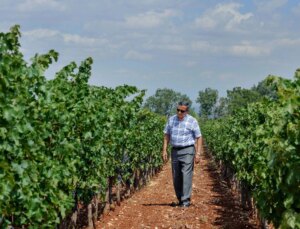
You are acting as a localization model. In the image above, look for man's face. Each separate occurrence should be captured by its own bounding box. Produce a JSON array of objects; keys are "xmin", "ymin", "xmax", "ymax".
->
[{"xmin": 176, "ymin": 105, "xmax": 188, "ymax": 120}]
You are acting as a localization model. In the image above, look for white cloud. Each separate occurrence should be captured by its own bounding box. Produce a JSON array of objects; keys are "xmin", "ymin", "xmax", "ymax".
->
[
  {"xmin": 191, "ymin": 40, "xmax": 270, "ymax": 58},
  {"xmin": 142, "ymin": 35, "xmax": 186, "ymax": 52},
  {"xmin": 191, "ymin": 41, "xmax": 220, "ymax": 53},
  {"xmin": 195, "ymin": 3, "xmax": 253, "ymax": 31},
  {"xmin": 253, "ymin": 0, "xmax": 288, "ymax": 12},
  {"xmin": 194, "ymin": 17, "xmax": 216, "ymax": 29},
  {"xmin": 124, "ymin": 50, "xmax": 152, "ymax": 61},
  {"xmin": 17, "ymin": 0, "xmax": 66, "ymax": 11},
  {"xmin": 144, "ymin": 42, "xmax": 186, "ymax": 53},
  {"xmin": 23, "ymin": 29, "xmax": 60, "ymax": 39},
  {"xmin": 63, "ymin": 34, "xmax": 107, "ymax": 46},
  {"xmin": 274, "ymin": 38, "xmax": 300, "ymax": 46},
  {"xmin": 124, "ymin": 9, "xmax": 179, "ymax": 28},
  {"xmin": 23, "ymin": 29, "xmax": 108, "ymax": 47},
  {"xmin": 230, "ymin": 42, "xmax": 271, "ymax": 57}
]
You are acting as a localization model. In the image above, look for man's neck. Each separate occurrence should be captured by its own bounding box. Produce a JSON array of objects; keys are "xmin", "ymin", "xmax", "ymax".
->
[{"xmin": 177, "ymin": 114, "xmax": 187, "ymax": 121}]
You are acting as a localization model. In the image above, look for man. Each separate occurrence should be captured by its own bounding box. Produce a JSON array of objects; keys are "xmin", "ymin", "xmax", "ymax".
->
[{"xmin": 162, "ymin": 101, "xmax": 202, "ymax": 207}]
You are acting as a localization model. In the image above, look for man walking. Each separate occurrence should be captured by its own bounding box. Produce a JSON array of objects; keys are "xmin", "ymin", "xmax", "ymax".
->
[{"xmin": 162, "ymin": 101, "xmax": 202, "ymax": 207}]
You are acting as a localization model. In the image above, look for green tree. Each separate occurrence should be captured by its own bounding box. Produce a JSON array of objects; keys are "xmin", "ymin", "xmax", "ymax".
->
[
  {"xmin": 252, "ymin": 78, "xmax": 278, "ymax": 100},
  {"xmin": 214, "ymin": 97, "xmax": 228, "ymax": 118},
  {"xmin": 212, "ymin": 79, "xmax": 278, "ymax": 118},
  {"xmin": 196, "ymin": 88, "xmax": 218, "ymax": 117},
  {"xmin": 143, "ymin": 88, "xmax": 192, "ymax": 116},
  {"xmin": 226, "ymin": 87, "xmax": 261, "ymax": 115}
]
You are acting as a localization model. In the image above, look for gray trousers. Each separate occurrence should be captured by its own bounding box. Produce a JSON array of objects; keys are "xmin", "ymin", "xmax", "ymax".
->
[{"xmin": 171, "ymin": 146, "xmax": 195, "ymax": 202}]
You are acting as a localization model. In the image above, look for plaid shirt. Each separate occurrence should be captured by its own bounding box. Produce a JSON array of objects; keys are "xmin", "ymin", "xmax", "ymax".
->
[{"xmin": 164, "ymin": 114, "xmax": 201, "ymax": 147}]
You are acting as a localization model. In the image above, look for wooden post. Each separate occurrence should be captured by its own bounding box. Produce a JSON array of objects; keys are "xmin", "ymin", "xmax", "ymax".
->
[
  {"xmin": 87, "ymin": 204, "xmax": 93, "ymax": 229},
  {"xmin": 70, "ymin": 210, "xmax": 78, "ymax": 229},
  {"xmin": 146, "ymin": 169, "xmax": 150, "ymax": 183},
  {"xmin": 241, "ymin": 182, "xmax": 252, "ymax": 210},
  {"xmin": 93, "ymin": 196, "xmax": 99, "ymax": 225},
  {"xmin": 70, "ymin": 191, "xmax": 78, "ymax": 229},
  {"xmin": 134, "ymin": 170, "xmax": 139, "ymax": 189},
  {"xmin": 259, "ymin": 216, "xmax": 269, "ymax": 229},
  {"xmin": 116, "ymin": 179, "xmax": 121, "ymax": 206},
  {"xmin": 109, "ymin": 177, "xmax": 113, "ymax": 205},
  {"xmin": 141, "ymin": 169, "xmax": 144, "ymax": 187},
  {"xmin": 103, "ymin": 178, "xmax": 110, "ymax": 214},
  {"xmin": 125, "ymin": 179, "xmax": 131, "ymax": 199}
]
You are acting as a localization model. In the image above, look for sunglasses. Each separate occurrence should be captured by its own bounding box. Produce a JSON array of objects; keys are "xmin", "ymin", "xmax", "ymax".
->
[{"xmin": 177, "ymin": 109, "xmax": 187, "ymax": 113}]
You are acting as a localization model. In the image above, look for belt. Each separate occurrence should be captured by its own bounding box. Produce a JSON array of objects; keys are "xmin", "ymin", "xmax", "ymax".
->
[{"xmin": 172, "ymin": 145, "xmax": 194, "ymax": 150}]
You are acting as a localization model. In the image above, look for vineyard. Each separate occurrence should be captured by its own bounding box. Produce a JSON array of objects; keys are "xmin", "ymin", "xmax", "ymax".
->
[
  {"xmin": 1, "ymin": 25, "xmax": 300, "ymax": 229},
  {"xmin": 0, "ymin": 26, "xmax": 165, "ymax": 228},
  {"xmin": 202, "ymin": 72, "xmax": 300, "ymax": 228}
]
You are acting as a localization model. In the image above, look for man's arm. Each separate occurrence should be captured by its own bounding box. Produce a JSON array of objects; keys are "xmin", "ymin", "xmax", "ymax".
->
[
  {"xmin": 162, "ymin": 134, "xmax": 170, "ymax": 162},
  {"xmin": 194, "ymin": 136, "xmax": 202, "ymax": 164}
]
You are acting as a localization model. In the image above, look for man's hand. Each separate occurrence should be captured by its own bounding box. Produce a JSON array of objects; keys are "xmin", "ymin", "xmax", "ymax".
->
[
  {"xmin": 162, "ymin": 150, "xmax": 168, "ymax": 162},
  {"xmin": 194, "ymin": 136, "xmax": 202, "ymax": 165},
  {"xmin": 162, "ymin": 134, "xmax": 170, "ymax": 163},
  {"xmin": 194, "ymin": 154, "xmax": 200, "ymax": 164}
]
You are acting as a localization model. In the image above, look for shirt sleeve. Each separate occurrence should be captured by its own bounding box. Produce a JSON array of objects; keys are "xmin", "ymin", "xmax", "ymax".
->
[
  {"xmin": 163, "ymin": 119, "xmax": 170, "ymax": 135},
  {"xmin": 193, "ymin": 119, "xmax": 202, "ymax": 138}
]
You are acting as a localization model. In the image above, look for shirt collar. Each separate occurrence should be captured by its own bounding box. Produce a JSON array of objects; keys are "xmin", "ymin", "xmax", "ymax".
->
[{"xmin": 176, "ymin": 114, "xmax": 188, "ymax": 121}]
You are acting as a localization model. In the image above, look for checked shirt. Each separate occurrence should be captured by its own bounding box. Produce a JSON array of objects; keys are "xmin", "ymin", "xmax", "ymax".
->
[{"xmin": 164, "ymin": 114, "xmax": 201, "ymax": 147}]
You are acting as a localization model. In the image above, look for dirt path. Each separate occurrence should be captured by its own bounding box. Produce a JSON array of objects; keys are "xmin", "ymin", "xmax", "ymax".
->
[{"xmin": 95, "ymin": 150, "xmax": 259, "ymax": 229}]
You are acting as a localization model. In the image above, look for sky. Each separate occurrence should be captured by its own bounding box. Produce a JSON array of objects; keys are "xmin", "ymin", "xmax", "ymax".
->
[{"xmin": 1, "ymin": 0, "xmax": 300, "ymax": 105}]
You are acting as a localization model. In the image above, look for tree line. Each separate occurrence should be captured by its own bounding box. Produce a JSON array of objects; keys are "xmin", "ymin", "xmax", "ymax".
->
[{"xmin": 143, "ymin": 79, "xmax": 277, "ymax": 118}]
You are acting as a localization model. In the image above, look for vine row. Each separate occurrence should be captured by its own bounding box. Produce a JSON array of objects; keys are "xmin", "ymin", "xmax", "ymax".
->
[
  {"xmin": 0, "ymin": 25, "xmax": 165, "ymax": 228},
  {"xmin": 202, "ymin": 71, "xmax": 300, "ymax": 228}
]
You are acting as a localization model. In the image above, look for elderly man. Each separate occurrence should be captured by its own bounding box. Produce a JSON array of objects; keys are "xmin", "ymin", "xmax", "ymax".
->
[{"xmin": 162, "ymin": 101, "xmax": 202, "ymax": 207}]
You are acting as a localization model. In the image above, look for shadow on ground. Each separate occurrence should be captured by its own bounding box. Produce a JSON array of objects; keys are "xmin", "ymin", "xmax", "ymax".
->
[{"xmin": 203, "ymin": 151, "xmax": 258, "ymax": 229}]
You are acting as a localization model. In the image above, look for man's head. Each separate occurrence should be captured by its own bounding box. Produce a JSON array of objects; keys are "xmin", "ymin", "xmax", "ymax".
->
[{"xmin": 176, "ymin": 101, "xmax": 189, "ymax": 120}]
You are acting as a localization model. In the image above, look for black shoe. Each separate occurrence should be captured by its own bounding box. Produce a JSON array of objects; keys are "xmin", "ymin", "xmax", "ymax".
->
[{"xmin": 179, "ymin": 201, "xmax": 190, "ymax": 207}]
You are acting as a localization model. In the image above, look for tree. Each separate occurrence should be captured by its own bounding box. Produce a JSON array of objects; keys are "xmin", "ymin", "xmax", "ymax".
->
[
  {"xmin": 226, "ymin": 87, "xmax": 262, "ymax": 115},
  {"xmin": 143, "ymin": 88, "xmax": 192, "ymax": 116},
  {"xmin": 214, "ymin": 97, "xmax": 228, "ymax": 118},
  {"xmin": 252, "ymin": 78, "xmax": 278, "ymax": 100},
  {"xmin": 196, "ymin": 88, "xmax": 218, "ymax": 117}
]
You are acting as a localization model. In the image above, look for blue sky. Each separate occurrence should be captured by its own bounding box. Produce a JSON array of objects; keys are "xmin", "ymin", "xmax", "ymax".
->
[{"xmin": 1, "ymin": 0, "xmax": 300, "ymax": 104}]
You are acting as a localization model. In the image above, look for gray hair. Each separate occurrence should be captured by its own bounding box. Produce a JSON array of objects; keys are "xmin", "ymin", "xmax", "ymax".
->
[{"xmin": 178, "ymin": 101, "xmax": 190, "ymax": 110}]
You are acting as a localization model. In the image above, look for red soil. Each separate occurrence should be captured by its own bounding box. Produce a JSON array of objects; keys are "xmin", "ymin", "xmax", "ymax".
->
[{"xmin": 94, "ymin": 151, "xmax": 259, "ymax": 229}]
